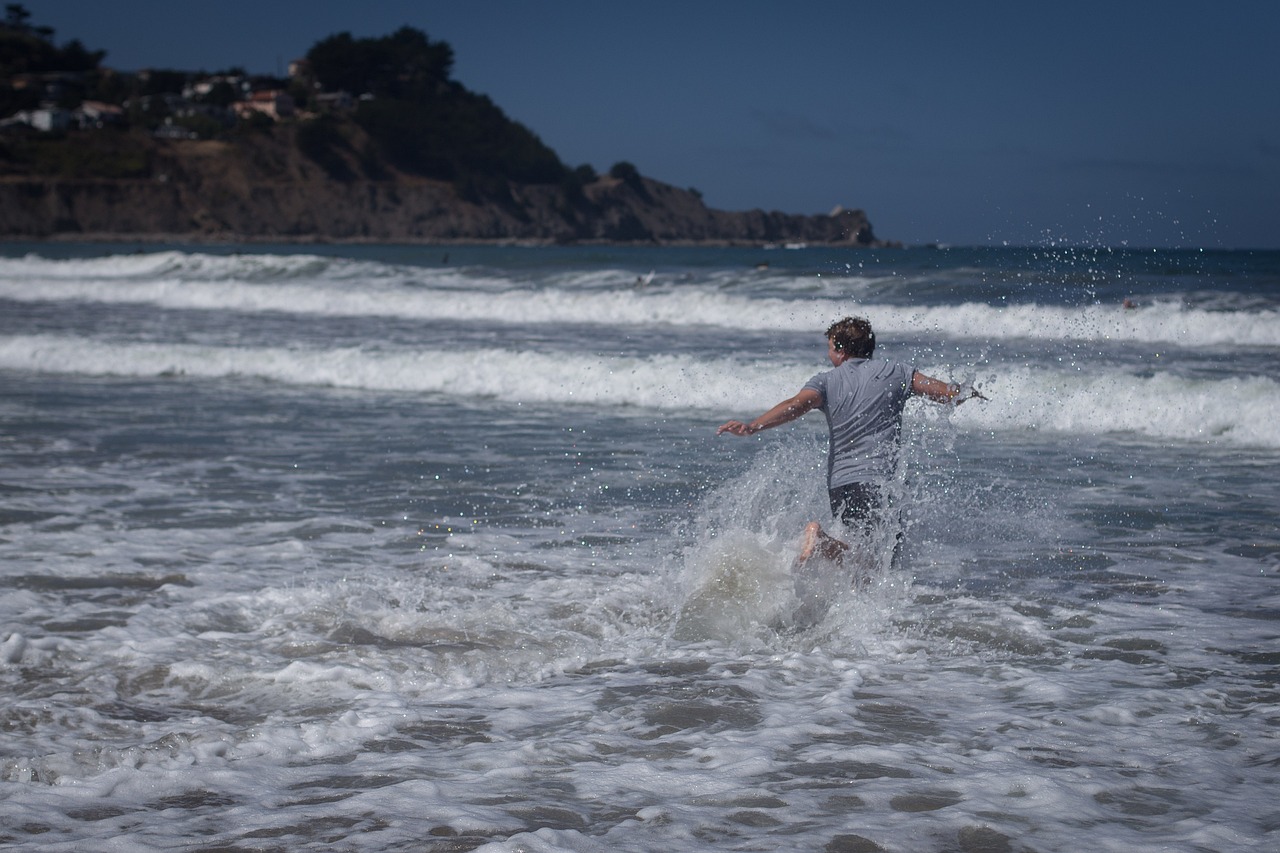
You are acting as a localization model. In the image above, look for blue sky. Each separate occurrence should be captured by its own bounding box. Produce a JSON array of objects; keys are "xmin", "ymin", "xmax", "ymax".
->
[{"xmin": 30, "ymin": 0, "xmax": 1280, "ymax": 248}]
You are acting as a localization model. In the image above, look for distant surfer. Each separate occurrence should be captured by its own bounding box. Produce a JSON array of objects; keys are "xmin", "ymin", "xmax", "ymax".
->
[{"xmin": 716, "ymin": 316, "xmax": 984, "ymax": 572}]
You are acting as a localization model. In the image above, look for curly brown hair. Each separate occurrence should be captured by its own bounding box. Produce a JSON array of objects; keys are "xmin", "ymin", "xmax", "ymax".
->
[{"xmin": 825, "ymin": 316, "xmax": 876, "ymax": 358}]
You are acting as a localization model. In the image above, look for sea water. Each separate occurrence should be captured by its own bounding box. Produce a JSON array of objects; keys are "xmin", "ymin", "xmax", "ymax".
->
[{"xmin": 0, "ymin": 243, "xmax": 1277, "ymax": 852}]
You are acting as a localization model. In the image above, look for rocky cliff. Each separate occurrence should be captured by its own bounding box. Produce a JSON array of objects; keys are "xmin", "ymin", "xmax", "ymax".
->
[{"xmin": 0, "ymin": 125, "xmax": 883, "ymax": 245}]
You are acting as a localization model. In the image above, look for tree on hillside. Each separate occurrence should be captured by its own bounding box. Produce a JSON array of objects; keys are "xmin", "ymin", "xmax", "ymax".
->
[
  {"xmin": 1, "ymin": 4, "xmax": 107, "ymax": 114},
  {"xmin": 2, "ymin": 3, "xmax": 47, "ymax": 37},
  {"xmin": 304, "ymin": 25, "xmax": 567, "ymax": 193},
  {"xmin": 306, "ymin": 26, "xmax": 454, "ymax": 101},
  {"xmin": 0, "ymin": 4, "xmax": 103, "ymax": 75},
  {"xmin": 609, "ymin": 161, "xmax": 649, "ymax": 199}
]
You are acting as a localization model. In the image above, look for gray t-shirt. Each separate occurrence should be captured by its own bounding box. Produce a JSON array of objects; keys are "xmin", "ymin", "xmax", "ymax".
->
[{"xmin": 802, "ymin": 358, "xmax": 916, "ymax": 488}]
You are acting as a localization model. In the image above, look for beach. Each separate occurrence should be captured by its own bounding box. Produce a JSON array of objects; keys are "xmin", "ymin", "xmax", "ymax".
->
[{"xmin": 1, "ymin": 242, "xmax": 1277, "ymax": 851}]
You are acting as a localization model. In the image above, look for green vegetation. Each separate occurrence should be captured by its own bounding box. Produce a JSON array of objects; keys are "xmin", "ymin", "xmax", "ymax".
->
[
  {"xmin": 1, "ymin": 4, "xmax": 103, "ymax": 76},
  {"xmin": 294, "ymin": 114, "xmax": 355, "ymax": 181},
  {"xmin": 305, "ymin": 27, "xmax": 567, "ymax": 192},
  {"xmin": 609, "ymin": 161, "xmax": 649, "ymax": 200},
  {"xmin": 0, "ymin": 130, "xmax": 149, "ymax": 178},
  {"xmin": 305, "ymin": 27, "xmax": 454, "ymax": 102},
  {"xmin": 1, "ymin": 2, "xmax": 106, "ymax": 113}
]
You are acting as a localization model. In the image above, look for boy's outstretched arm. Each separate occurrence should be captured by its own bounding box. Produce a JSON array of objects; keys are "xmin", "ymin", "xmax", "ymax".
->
[
  {"xmin": 911, "ymin": 372, "xmax": 986, "ymax": 405},
  {"xmin": 717, "ymin": 389, "xmax": 822, "ymax": 436}
]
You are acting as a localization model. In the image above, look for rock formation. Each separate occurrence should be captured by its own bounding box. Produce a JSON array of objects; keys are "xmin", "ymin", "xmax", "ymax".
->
[{"xmin": 0, "ymin": 127, "xmax": 883, "ymax": 245}]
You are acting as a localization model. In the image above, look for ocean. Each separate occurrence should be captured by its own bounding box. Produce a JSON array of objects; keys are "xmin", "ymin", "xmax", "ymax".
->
[{"xmin": 0, "ymin": 242, "xmax": 1276, "ymax": 852}]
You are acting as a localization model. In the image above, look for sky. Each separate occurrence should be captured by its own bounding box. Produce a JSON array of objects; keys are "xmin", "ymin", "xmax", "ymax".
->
[{"xmin": 27, "ymin": 0, "xmax": 1280, "ymax": 248}]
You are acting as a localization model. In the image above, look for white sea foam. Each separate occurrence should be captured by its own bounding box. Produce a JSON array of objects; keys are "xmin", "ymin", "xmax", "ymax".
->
[
  {"xmin": 2, "ymin": 263, "xmax": 1277, "ymax": 347},
  {"xmin": 949, "ymin": 366, "xmax": 1280, "ymax": 447},
  {"xmin": 4, "ymin": 333, "xmax": 1277, "ymax": 448},
  {"xmin": 0, "ymin": 333, "xmax": 796, "ymax": 410},
  {"xmin": 0, "ymin": 250, "xmax": 384, "ymax": 282}
]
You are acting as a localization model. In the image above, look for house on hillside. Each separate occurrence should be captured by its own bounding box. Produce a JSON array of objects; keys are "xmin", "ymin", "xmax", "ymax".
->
[
  {"xmin": 0, "ymin": 107, "xmax": 71, "ymax": 132},
  {"xmin": 74, "ymin": 100, "xmax": 125, "ymax": 128},
  {"xmin": 232, "ymin": 90, "xmax": 295, "ymax": 121},
  {"xmin": 183, "ymin": 75, "xmax": 249, "ymax": 102}
]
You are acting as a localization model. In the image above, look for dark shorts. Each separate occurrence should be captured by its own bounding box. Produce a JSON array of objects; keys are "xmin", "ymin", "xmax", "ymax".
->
[
  {"xmin": 829, "ymin": 481, "xmax": 905, "ymax": 569},
  {"xmin": 828, "ymin": 481, "xmax": 885, "ymax": 529}
]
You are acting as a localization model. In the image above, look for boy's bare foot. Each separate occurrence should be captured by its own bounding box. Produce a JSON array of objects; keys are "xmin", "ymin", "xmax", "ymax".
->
[
  {"xmin": 797, "ymin": 521, "xmax": 850, "ymax": 564},
  {"xmin": 798, "ymin": 522, "xmax": 822, "ymax": 562}
]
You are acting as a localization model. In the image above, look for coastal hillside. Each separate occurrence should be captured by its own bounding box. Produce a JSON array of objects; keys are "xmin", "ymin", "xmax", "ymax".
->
[{"xmin": 0, "ymin": 11, "xmax": 883, "ymax": 245}]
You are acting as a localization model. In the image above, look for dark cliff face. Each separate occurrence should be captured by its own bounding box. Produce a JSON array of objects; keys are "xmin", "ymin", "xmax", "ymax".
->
[{"xmin": 0, "ymin": 127, "xmax": 882, "ymax": 245}]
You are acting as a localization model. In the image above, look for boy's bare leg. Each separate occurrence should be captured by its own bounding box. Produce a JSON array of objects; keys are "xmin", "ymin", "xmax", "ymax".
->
[{"xmin": 797, "ymin": 521, "xmax": 851, "ymax": 564}]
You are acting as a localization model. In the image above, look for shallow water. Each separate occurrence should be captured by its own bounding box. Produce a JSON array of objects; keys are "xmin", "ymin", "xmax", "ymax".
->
[{"xmin": 1, "ymin": 244, "xmax": 1277, "ymax": 851}]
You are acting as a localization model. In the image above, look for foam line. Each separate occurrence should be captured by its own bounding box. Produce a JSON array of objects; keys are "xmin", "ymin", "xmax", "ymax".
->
[{"xmin": 3, "ymin": 334, "xmax": 1276, "ymax": 447}]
